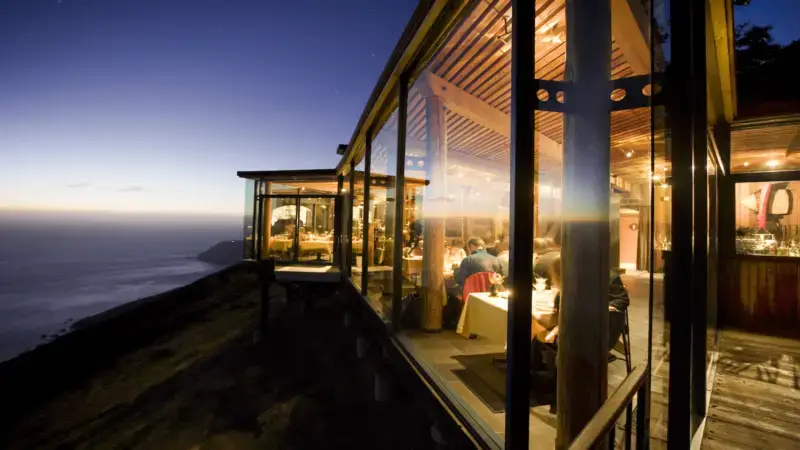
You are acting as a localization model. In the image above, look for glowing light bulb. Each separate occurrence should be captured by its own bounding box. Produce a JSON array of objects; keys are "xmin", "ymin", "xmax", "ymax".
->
[
  {"xmin": 743, "ymin": 162, "xmax": 750, "ymax": 167},
  {"xmin": 625, "ymin": 151, "xmax": 633, "ymax": 158},
  {"xmin": 767, "ymin": 160, "xmax": 779, "ymax": 168}
]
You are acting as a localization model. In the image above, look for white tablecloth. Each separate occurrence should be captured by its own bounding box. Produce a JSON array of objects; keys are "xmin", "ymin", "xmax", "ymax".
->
[{"xmin": 457, "ymin": 290, "xmax": 558, "ymax": 344}]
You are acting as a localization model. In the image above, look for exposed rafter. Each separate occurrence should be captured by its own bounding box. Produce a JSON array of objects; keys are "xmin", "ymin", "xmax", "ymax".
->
[{"xmin": 417, "ymin": 70, "xmax": 563, "ymax": 164}]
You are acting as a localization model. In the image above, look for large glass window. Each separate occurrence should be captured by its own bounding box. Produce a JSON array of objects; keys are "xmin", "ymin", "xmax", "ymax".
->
[
  {"xmin": 395, "ymin": 3, "xmax": 513, "ymax": 444},
  {"xmin": 383, "ymin": 0, "xmax": 659, "ymax": 445},
  {"xmin": 734, "ymin": 180, "xmax": 800, "ymax": 256},
  {"xmin": 265, "ymin": 197, "xmax": 299, "ymax": 262},
  {"xmin": 351, "ymin": 161, "xmax": 366, "ymax": 289},
  {"xmin": 364, "ymin": 109, "xmax": 399, "ymax": 322},
  {"xmin": 297, "ymin": 197, "xmax": 336, "ymax": 263}
]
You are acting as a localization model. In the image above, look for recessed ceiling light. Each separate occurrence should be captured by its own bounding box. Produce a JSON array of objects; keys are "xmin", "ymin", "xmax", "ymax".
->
[
  {"xmin": 743, "ymin": 162, "xmax": 750, "ymax": 167},
  {"xmin": 625, "ymin": 151, "xmax": 633, "ymax": 158},
  {"xmin": 767, "ymin": 160, "xmax": 779, "ymax": 168}
]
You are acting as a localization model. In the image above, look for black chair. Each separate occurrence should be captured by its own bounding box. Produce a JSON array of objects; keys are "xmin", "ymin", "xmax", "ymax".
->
[
  {"xmin": 536, "ymin": 310, "xmax": 628, "ymax": 413},
  {"xmin": 610, "ymin": 309, "xmax": 632, "ymax": 373}
]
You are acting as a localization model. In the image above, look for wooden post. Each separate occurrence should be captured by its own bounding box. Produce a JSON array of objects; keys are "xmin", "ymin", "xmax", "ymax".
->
[
  {"xmin": 422, "ymin": 95, "xmax": 447, "ymax": 331},
  {"xmin": 557, "ymin": 0, "xmax": 612, "ymax": 447}
]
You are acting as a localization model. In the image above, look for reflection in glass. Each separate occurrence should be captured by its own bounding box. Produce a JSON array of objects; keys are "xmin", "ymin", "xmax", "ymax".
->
[{"xmin": 365, "ymin": 109, "xmax": 399, "ymax": 322}]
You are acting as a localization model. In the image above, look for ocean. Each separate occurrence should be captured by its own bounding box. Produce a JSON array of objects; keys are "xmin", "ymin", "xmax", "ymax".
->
[{"xmin": 0, "ymin": 211, "xmax": 241, "ymax": 362}]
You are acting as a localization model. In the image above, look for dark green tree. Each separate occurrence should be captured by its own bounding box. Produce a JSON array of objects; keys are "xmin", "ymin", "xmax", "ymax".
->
[{"xmin": 734, "ymin": 15, "xmax": 800, "ymax": 104}]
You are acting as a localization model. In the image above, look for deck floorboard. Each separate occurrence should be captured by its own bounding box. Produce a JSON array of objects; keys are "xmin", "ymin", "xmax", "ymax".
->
[{"xmin": 703, "ymin": 330, "xmax": 800, "ymax": 450}]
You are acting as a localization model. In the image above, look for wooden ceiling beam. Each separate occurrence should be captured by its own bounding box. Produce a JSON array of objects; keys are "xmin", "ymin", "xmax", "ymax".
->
[
  {"xmin": 417, "ymin": 70, "xmax": 563, "ymax": 164},
  {"xmin": 610, "ymin": 0, "xmax": 650, "ymax": 76}
]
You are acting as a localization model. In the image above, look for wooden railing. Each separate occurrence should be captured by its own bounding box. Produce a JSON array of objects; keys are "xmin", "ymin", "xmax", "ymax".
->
[{"xmin": 569, "ymin": 364, "xmax": 649, "ymax": 450}]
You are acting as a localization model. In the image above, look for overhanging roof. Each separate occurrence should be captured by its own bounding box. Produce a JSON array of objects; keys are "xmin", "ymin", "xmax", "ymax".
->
[{"xmin": 237, "ymin": 168, "xmax": 337, "ymax": 181}]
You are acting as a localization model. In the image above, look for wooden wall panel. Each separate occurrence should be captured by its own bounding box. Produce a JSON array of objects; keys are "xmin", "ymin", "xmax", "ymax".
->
[{"xmin": 720, "ymin": 256, "xmax": 800, "ymax": 336}]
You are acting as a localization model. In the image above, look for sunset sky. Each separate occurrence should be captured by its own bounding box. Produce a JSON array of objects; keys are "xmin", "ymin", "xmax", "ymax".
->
[
  {"xmin": 0, "ymin": 0, "xmax": 417, "ymax": 215},
  {"xmin": 0, "ymin": 0, "xmax": 795, "ymax": 216}
]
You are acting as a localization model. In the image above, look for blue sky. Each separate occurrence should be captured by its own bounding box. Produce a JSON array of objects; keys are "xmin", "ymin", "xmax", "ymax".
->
[
  {"xmin": 735, "ymin": 0, "xmax": 799, "ymax": 45},
  {"xmin": 0, "ymin": 0, "xmax": 417, "ymax": 215},
  {"xmin": 0, "ymin": 0, "xmax": 795, "ymax": 216}
]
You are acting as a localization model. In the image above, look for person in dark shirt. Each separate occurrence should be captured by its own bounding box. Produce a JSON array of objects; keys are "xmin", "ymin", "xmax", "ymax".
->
[
  {"xmin": 454, "ymin": 237, "xmax": 507, "ymax": 287},
  {"xmin": 533, "ymin": 238, "xmax": 560, "ymax": 288},
  {"xmin": 530, "ymin": 255, "xmax": 630, "ymax": 370}
]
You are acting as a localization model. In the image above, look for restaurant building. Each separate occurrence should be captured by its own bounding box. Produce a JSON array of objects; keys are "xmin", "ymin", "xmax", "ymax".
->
[{"xmin": 238, "ymin": 0, "xmax": 800, "ymax": 448}]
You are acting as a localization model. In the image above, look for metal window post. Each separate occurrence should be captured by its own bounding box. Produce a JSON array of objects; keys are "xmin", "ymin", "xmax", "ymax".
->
[
  {"xmin": 393, "ymin": 78, "xmax": 409, "ymax": 331},
  {"xmin": 668, "ymin": 0, "xmax": 698, "ymax": 445},
  {"xmin": 505, "ymin": 0, "xmax": 535, "ymax": 448}
]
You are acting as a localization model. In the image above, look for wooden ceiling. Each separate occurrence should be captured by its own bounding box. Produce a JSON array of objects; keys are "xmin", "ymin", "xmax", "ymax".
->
[
  {"xmin": 730, "ymin": 118, "xmax": 800, "ymax": 173},
  {"xmin": 373, "ymin": 0, "xmax": 654, "ymax": 184}
]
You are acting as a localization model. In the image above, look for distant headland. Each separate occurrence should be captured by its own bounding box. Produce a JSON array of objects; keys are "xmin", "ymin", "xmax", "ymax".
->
[{"xmin": 196, "ymin": 240, "xmax": 243, "ymax": 266}]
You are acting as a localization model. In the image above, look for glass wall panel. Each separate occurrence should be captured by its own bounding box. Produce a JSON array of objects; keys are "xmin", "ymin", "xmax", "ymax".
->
[
  {"xmin": 706, "ymin": 153, "xmax": 718, "ymax": 366},
  {"xmin": 395, "ymin": 2, "xmax": 512, "ymax": 445},
  {"xmin": 734, "ymin": 180, "xmax": 800, "ymax": 256},
  {"xmin": 266, "ymin": 197, "xmax": 299, "ymax": 262},
  {"xmin": 243, "ymin": 179, "xmax": 256, "ymax": 260},
  {"xmin": 365, "ymin": 109, "xmax": 399, "ymax": 322},
  {"xmin": 297, "ymin": 197, "xmax": 336, "ymax": 263},
  {"xmin": 651, "ymin": 0, "xmax": 670, "ymax": 446},
  {"xmin": 351, "ymin": 159, "xmax": 366, "ymax": 289}
]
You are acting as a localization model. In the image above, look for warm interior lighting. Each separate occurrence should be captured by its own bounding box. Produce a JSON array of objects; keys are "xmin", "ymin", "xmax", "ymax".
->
[
  {"xmin": 663, "ymin": 196, "xmax": 670, "ymax": 201},
  {"xmin": 767, "ymin": 160, "xmax": 780, "ymax": 168},
  {"xmin": 625, "ymin": 151, "xmax": 633, "ymax": 158},
  {"xmin": 499, "ymin": 41, "xmax": 512, "ymax": 53},
  {"xmin": 743, "ymin": 161, "xmax": 750, "ymax": 167},
  {"xmin": 663, "ymin": 167, "xmax": 668, "ymax": 171}
]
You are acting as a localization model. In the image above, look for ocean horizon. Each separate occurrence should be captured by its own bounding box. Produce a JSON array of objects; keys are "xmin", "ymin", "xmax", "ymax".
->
[{"xmin": 0, "ymin": 211, "xmax": 242, "ymax": 362}]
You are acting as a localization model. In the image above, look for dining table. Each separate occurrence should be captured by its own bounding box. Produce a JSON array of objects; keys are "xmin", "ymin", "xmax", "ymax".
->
[
  {"xmin": 269, "ymin": 237, "xmax": 334, "ymax": 256},
  {"xmin": 457, "ymin": 290, "xmax": 558, "ymax": 343}
]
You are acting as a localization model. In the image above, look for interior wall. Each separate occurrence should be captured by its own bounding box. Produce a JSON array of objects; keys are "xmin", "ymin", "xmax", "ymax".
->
[{"xmin": 619, "ymin": 214, "xmax": 639, "ymax": 270}]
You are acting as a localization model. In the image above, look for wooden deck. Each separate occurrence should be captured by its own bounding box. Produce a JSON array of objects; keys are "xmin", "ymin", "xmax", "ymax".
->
[{"xmin": 702, "ymin": 330, "xmax": 800, "ymax": 450}]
